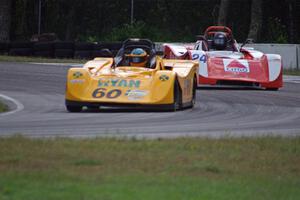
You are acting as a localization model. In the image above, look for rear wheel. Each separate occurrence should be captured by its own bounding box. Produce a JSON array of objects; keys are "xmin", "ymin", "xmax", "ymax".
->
[
  {"xmin": 190, "ymin": 77, "xmax": 197, "ymax": 108},
  {"xmin": 171, "ymin": 79, "xmax": 182, "ymax": 111},
  {"xmin": 66, "ymin": 105, "xmax": 82, "ymax": 112}
]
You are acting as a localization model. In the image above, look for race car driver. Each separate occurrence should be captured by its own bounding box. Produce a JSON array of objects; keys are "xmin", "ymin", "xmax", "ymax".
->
[
  {"xmin": 213, "ymin": 32, "xmax": 228, "ymax": 50},
  {"xmin": 127, "ymin": 48, "xmax": 149, "ymax": 67}
]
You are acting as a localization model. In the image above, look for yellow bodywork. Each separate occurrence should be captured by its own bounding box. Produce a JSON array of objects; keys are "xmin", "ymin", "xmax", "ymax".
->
[{"xmin": 65, "ymin": 56, "xmax": 198, "ymax": 108}]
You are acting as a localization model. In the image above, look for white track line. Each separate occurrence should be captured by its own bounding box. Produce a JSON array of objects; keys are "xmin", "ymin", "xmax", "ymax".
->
[
  {"xmin": 284, "ymin": 75, "xmax": 300, "ymax": 84},
  {"xmin": 0, "ymin": 94, "xmax": 24, "ymax": 116}
]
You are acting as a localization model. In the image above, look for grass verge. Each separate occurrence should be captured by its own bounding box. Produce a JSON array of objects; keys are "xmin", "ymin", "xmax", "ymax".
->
[
  {"xmin": 0, "ymin": 55, "xmax": 86, "ymax": 64},
  {"xmin": 284, "ymin": 69, "xmax": 300, "ymax": 76},
  {"xmin": 0, "ymin": 101, "xmax": 8, "ymax": 113},
  {"xmin": 0, "ymin": 136, "xmax": 299, "ymax": 200}
]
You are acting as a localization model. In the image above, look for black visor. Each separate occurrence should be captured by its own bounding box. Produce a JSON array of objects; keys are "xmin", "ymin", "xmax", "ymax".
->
[
  {"xmin": 214, "ymin": 38, "xmax": 225, "ymax": 45},
  {"xmin": 130, "ymin": 56, "xmax": 146, "ymax": 63}
]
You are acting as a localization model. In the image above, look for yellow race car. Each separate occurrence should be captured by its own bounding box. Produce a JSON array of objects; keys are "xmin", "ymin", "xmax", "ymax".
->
[{"xmin": 65, "ymin": 39, "xmax": 198, "ymax": 112}]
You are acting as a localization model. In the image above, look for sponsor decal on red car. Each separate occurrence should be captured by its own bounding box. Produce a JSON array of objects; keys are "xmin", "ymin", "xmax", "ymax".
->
[{"xmin": 223, "ymin": 59, "xmax": 250, "ymax": 73}]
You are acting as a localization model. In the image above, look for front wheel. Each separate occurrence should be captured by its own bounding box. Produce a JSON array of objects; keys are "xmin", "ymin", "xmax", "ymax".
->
[{"xmin": 266, "ymin": 88, "xmax": 279, "ymax": 91}]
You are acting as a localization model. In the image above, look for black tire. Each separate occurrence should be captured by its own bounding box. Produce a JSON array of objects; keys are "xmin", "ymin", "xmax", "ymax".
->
[
  {"xmin": 10, "ymin": 41, "xmax": 34, "ymax": 48},
  {"xmin": 74, "ymin": 50, "xmax": 91, "ymax": 59},
  {"xmin": 75, "ymin": 42, "xmax": 93, "ymax": 51},
  {"xmin": 54, "ymin": 49, "xmax": 74, "ymax": 58},
  {"xmin": 33, "ymin": 42, "xmax": 54, "ymax": 51},
  {"xmin": 0, "ymin": 42, "xmax": 9, "ymax": 53},
  {"xmin": 266, "ymin": 88, "xmax": 279, "ymax": 91},
  {"xmin": 189, "ymin": 77, "xmax": 197, "ymax": 108},
  {"xmin": 171, "ymin": 78, "xmax": 182, "ymax": 111},
  {"xmin": 33, "ymin": 50, "xmax": 53, "ymax": 58},
  {"xmin": 54, "ymin": 41, "xmax": 74, "ymax": 49},
  {"xmin": 9, "ymin": 48, "xmax": 33, "ymax": 56},
  {"xmin": 0, "ymin": 50, "xmax": 8, "ymax": 55},
  {"xmin": 0, "ymin": 42, "xmax": 9, "ymax": 55},
  {"xmin": 66, "ymin": 105, "xmax": 82, "ymax": 112}
]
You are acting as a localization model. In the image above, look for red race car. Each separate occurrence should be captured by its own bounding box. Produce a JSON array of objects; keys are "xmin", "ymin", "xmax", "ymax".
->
[{"xmin": 164, "ymin": 26, "xmax": 283, "ymax": 90}]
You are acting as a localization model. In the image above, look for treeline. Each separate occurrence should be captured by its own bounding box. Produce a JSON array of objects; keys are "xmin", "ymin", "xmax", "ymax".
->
[{"xmin": 1, "ymin": 0, "xmax": 300, "ymax": 43}]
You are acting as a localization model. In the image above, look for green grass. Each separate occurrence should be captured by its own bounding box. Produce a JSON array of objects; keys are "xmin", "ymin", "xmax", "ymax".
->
[
  {"xmin": 284, "ymin": 69, "xmax": 300, "ymax": 76},
  {"xmin": 0, "ymin": 55, "xmax": 86, "ymax": 64},
  {"xmin": 0, "ymin": 136, "xmax": 299, "ymax": 200},
  {"xmin": 0, "ymin": 101, "xmax": 8, "ymax": 113}
]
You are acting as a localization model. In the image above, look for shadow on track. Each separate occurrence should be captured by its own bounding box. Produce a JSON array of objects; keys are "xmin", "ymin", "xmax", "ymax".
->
[
  {"xmin": 197, "ymin": 86, "xmax": 264, "ymax": 91},
  {"xmin": 63, "ymin": 106, "xmax": 193, "ymax": 113}
]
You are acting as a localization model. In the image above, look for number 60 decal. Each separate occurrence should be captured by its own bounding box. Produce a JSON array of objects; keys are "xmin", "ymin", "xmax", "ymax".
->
[{"xmin": 92, "ymin": 88, "xmax": 122, "ymax": 99}]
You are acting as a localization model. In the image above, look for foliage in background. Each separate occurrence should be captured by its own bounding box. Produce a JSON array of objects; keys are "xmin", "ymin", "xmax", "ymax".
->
[
  {"xmin": 265, "ymin": 18, "xmax": 289, "ymax": 43},
  {"xmin": 283, "ymin": 69, "xmax": 300, "ymax": 76},
  {"xmin": 7, "ymin": 0, "xmax": 300, "ymax": 43},
  {"xmin": 103, "ymin": 21, "xmax": 169, "ymax": 42}
]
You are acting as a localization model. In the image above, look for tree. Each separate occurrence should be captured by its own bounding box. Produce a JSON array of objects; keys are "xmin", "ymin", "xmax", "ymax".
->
[
  {"xmin": 217, "ymin": 0, "xmax": 230, "ymax": 25},
  {"xmin": 286, "ymin": 0, "xmax": 295, "ymax": 43},
  {"xmin": 15, "ymin": 0, "xmax": 28, "ymax": 39},
  {"xmin": 0, "ymin": 0, "xmax": 12, "ymax": 41},
  {"xmin": 247, "ymin": 0, "xmax": 262, "ymax": 41}
]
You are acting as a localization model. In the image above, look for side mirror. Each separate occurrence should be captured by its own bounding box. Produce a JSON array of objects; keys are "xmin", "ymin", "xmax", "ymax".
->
[{"xmin": 241, "ymin": 38, "xmax": 254, "ymax": 48}]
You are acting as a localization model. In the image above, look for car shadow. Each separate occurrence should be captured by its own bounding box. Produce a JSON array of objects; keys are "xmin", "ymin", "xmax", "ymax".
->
[
  {"xmin": 78, "ymin": 106, "xmax": 178, "ymax": 113},
  {"xmin": 197, "ymin": 86, "xmax": 263, "ymax": 91}
]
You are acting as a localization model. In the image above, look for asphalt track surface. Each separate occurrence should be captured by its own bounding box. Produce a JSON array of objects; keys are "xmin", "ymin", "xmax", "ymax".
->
[{"xmin": 0, "ymin": 62, "xmax": 300, "ymax": 138}]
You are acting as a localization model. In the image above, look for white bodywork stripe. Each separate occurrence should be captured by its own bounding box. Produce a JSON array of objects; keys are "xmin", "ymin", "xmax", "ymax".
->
[
  {"xmin": 199, "ymin": 59, "xmax": 208, "ymax": 77},
  {"xmin": 164, "ymin": 44, "xmax": 188, "ymax": 57},
  {"xmin": 266, "ymin": 54, "xmax": 282, "ymax": 81},
  {"xmin": 190, "ymin": 50, "xmax": 208, "ymax": 77}
]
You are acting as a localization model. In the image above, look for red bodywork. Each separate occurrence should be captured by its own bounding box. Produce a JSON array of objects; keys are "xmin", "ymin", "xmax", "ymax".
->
[{"xmin": 164, "ymin": 26, "xmax": 283, "ymax": 90}]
